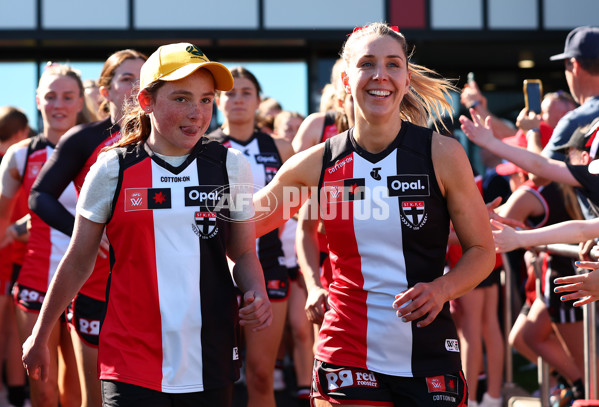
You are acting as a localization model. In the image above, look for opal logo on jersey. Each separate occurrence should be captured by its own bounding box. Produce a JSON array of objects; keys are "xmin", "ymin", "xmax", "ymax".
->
[
  {"xmin": 185, "ymin": 186, "xmax": 224, "ymax": 209},
  {"xmin": 387, "ymin": 175, "xmax": 430, "ymax": 197},
  {"xmin": 400, "ymin": 201, "xmax": 427, "ymax": 230},
  {"xmin": 445, "ymin": 339, "xmax": 460, "ymax": 352},
  {"xmin": 255, "ymin": 153, "xmax": 279, "ymax": 165},
  {"xmin": 192, "ymin": 211, "xmax": 218, "ymax": 239}
]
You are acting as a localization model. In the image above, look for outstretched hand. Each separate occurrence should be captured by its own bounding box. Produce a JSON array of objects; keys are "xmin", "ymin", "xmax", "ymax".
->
[
  {"xmin": 490, "ymin": 219, "xmax": 523, "ymax": 253},
  {"xmin": 554, "ymin": 261, "xmax": 599, "ymax": 307},
  {"xmin": 486, "ymin": 197, "xmax": 526, "ymax": 230},
  {"xmin": 459, "ymin": 111, "xmax": 495, "ymax": 148},
  {"xmin": 239, "ymin": 291, "xmax": 272, "ymax": 332}
]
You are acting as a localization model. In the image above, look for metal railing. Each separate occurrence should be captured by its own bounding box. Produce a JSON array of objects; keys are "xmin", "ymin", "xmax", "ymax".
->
[{"xmin": 501, "ymin": 243, "xmax": 598, "ymax": 406}]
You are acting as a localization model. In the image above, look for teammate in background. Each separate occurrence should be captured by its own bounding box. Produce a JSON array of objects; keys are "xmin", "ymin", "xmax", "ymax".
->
[
  {"xmin": 0, "ymin": 106, "xmax": 31, "ymax": 407},
  {"xmin": 1, "ymin": 64, "xmax": 91, "ymax": 407},
  {"xmin": 272, "ymin": 110, "xmax": 314, "ymax": 405},
  {"xmin": 253, "ymin": 23, "xmax": 495, "ymax": 406},
  {"xmin": 210, "ymin": 66, "xmax": 294, "ymax": 407},
  {"xmin": 293, "ymin": 61, "xmax": 355, "ymax": 347},
  {"xmin": 82, "ymin": 80, "xmax": 104, "ymax": 121},
  {"xmin": 291, "ymin": 58, "xmax": 351, "ymax": 153},
  {"xmin": 257, "ymin": 97, "xmax": 283, "ymax": 135},
  {"xmin": 273, "ymin": 111, "xmax": 304, "ymax": 143},
  {"xmin": 22, "ymin": 42, "xmax": 271, "ymax": 407},
  {"xmin": 29, "ymin": 49, "xmax": 147, "ymax": 407}
]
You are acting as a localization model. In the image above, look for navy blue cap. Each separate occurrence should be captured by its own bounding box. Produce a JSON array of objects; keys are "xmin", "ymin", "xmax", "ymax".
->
[{"xmin": 550, "ymin": 26, "xmax": 599, "ymax": 61}]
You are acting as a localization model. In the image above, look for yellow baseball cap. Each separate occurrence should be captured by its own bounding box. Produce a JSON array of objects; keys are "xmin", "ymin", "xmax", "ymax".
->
[{"xmin": 140, "ymin": 43, "xmax": 234, "ymax": 91}]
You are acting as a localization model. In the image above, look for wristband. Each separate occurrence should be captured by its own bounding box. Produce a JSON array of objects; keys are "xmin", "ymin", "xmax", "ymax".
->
[{"xmin": 468, "ymin": 100, "xmax": 481, "ymax": 109}]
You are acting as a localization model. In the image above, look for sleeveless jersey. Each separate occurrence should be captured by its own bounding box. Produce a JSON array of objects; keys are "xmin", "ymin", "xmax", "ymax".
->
[
  {"xmin": 101, "ymin": 140, "xmax": 239, "ymax": 393},
  {"xmin": 321, "ymin": 110, "xmax": 339, "ymax": 143},
  {"xmin": 16, "ymin": 135, "xmax": 78, "ymax": 293},
  {"xmin": 316, "ymin": 122, "xmax": 461, "ymax": 377},
  {"xmin": 318, "ymin": 111, "xmax": 339, "ymax": 288},
  {"xmin": 0, "ymin": 153, "xmax": 27, "ymax": 282},
  {"xmin": 210, "ymin": 129, "xmax": 285, "ymax": 270},
  {"xmin": 520, "ymin": 181, "xmax": 576, "ymax": 294},
  {"xmin": 31, "ymin": 118, "xmax": 120, "ymax": 300}
]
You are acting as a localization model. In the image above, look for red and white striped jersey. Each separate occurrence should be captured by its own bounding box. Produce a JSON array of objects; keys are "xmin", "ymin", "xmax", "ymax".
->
[
  {"xmin": 316, "ymin": 123, "xmax": 461, "ymax": 377},
  {"xmin": 16, "ymin": 135, "xmax": 77, "ymax": 293},
  {"xmin": 100, "ymin": 140, "xmax": 240, "ymax": 393}
]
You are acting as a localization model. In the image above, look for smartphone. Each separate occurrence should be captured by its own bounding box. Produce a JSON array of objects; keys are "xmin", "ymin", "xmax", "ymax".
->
[
  {"xmin": 523, "ymin": 79, "xmax": 543, "ymax": 114},
  {"xmin": 467, "ymin": 72, "xmax": 475, "ymax": 85}
]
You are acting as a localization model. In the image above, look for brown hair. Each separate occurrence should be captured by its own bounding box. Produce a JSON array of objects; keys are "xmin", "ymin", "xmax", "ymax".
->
[
  {"xmin": 97, "ymin": 49, "xmax": 148, "ymax": 116},
  {"xmin": 340, "ymin": 22, "xmax": 457, "ymax": 132},
  {"xmin": 111, "ymin": 81, "xmax": 165, "ymax": 149},
  {"xmin": 0, "ymin": 106, "xmax": 28, "ymax": 142}
]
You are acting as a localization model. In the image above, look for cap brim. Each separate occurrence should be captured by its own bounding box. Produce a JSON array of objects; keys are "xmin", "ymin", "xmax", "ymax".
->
[
  {"xmin": 161, "ymin": 62, "xmax": 234, "ymax": 91},
  {"xmin": 550, "ymin": 52, "xmax": 569, "ymax": 61},
  {"xmin": 589, "ymin": 159, "xmax": 599, "ymax": 174}
]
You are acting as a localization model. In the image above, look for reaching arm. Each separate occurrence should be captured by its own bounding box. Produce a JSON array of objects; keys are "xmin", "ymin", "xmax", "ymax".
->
[
  {"xmin": 459, "ymin": 111, "xmax": 580, "ymax": 186},
  {"xmin": 22, "ymin": 215, "xmax": 104, "ymax": 381},
  {"xmin": 492, "ymin": 217, "xmax": 599, "ymax": 252},
  {"xmin": 554, "ymin": 261, "xmax": 599, "ymax": 306},
  {"xmin": 253, "ymin": 144, "xmax": 324, "ymax": 238},
  {"xmin": 296, "ymin": 197, "xmax": 328, "ymax": 324},
  {"xmin": 460, "ymin": 81, "xmax": 517, "ymax": 140},
  {"xmin": 29, "ymin": 131, "xmax": 92, "ymax": 236}
]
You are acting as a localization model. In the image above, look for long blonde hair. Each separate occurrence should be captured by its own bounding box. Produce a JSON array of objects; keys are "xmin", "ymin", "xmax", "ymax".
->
[{"xmin": 340, "ymin": 22, "xmax": 457, "ymax": 132}]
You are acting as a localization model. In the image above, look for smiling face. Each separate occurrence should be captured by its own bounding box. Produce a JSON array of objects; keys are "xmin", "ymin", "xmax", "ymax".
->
[
  {"xmin": 216, "ymin": 76, "xmax": 260, "ymax": 126},
  {"xmin": 36, "ymin": 74, "xmax": 84, "ymax": 139},
  {"xmin": 342, "ymin": 33, "xmax": 410, "ymax": 125},
  {"xmin": 140, "ymin": 69, "xmax": 215, "ymax": 156}
]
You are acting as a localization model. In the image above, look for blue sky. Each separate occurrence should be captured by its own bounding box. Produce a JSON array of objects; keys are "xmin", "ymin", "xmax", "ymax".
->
[{"xmin": 0, "ymin": 60, "xmax": 308, "ymax": 133}]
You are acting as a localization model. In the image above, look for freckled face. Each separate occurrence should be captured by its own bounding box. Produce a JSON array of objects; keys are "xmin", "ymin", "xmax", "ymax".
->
[{"xmin": 143, "ymin": 69, "xmax": 215, "ymax": 156}]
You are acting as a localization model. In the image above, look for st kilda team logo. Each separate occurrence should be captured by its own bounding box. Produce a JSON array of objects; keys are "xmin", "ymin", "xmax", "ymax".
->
[
  {"xmin": 400, "ymin": 201, "xmax": 427, "ymax": 230},
  {"xmin": 192, "ymin": 211, "xmax": 218, "ymax": 239}
]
